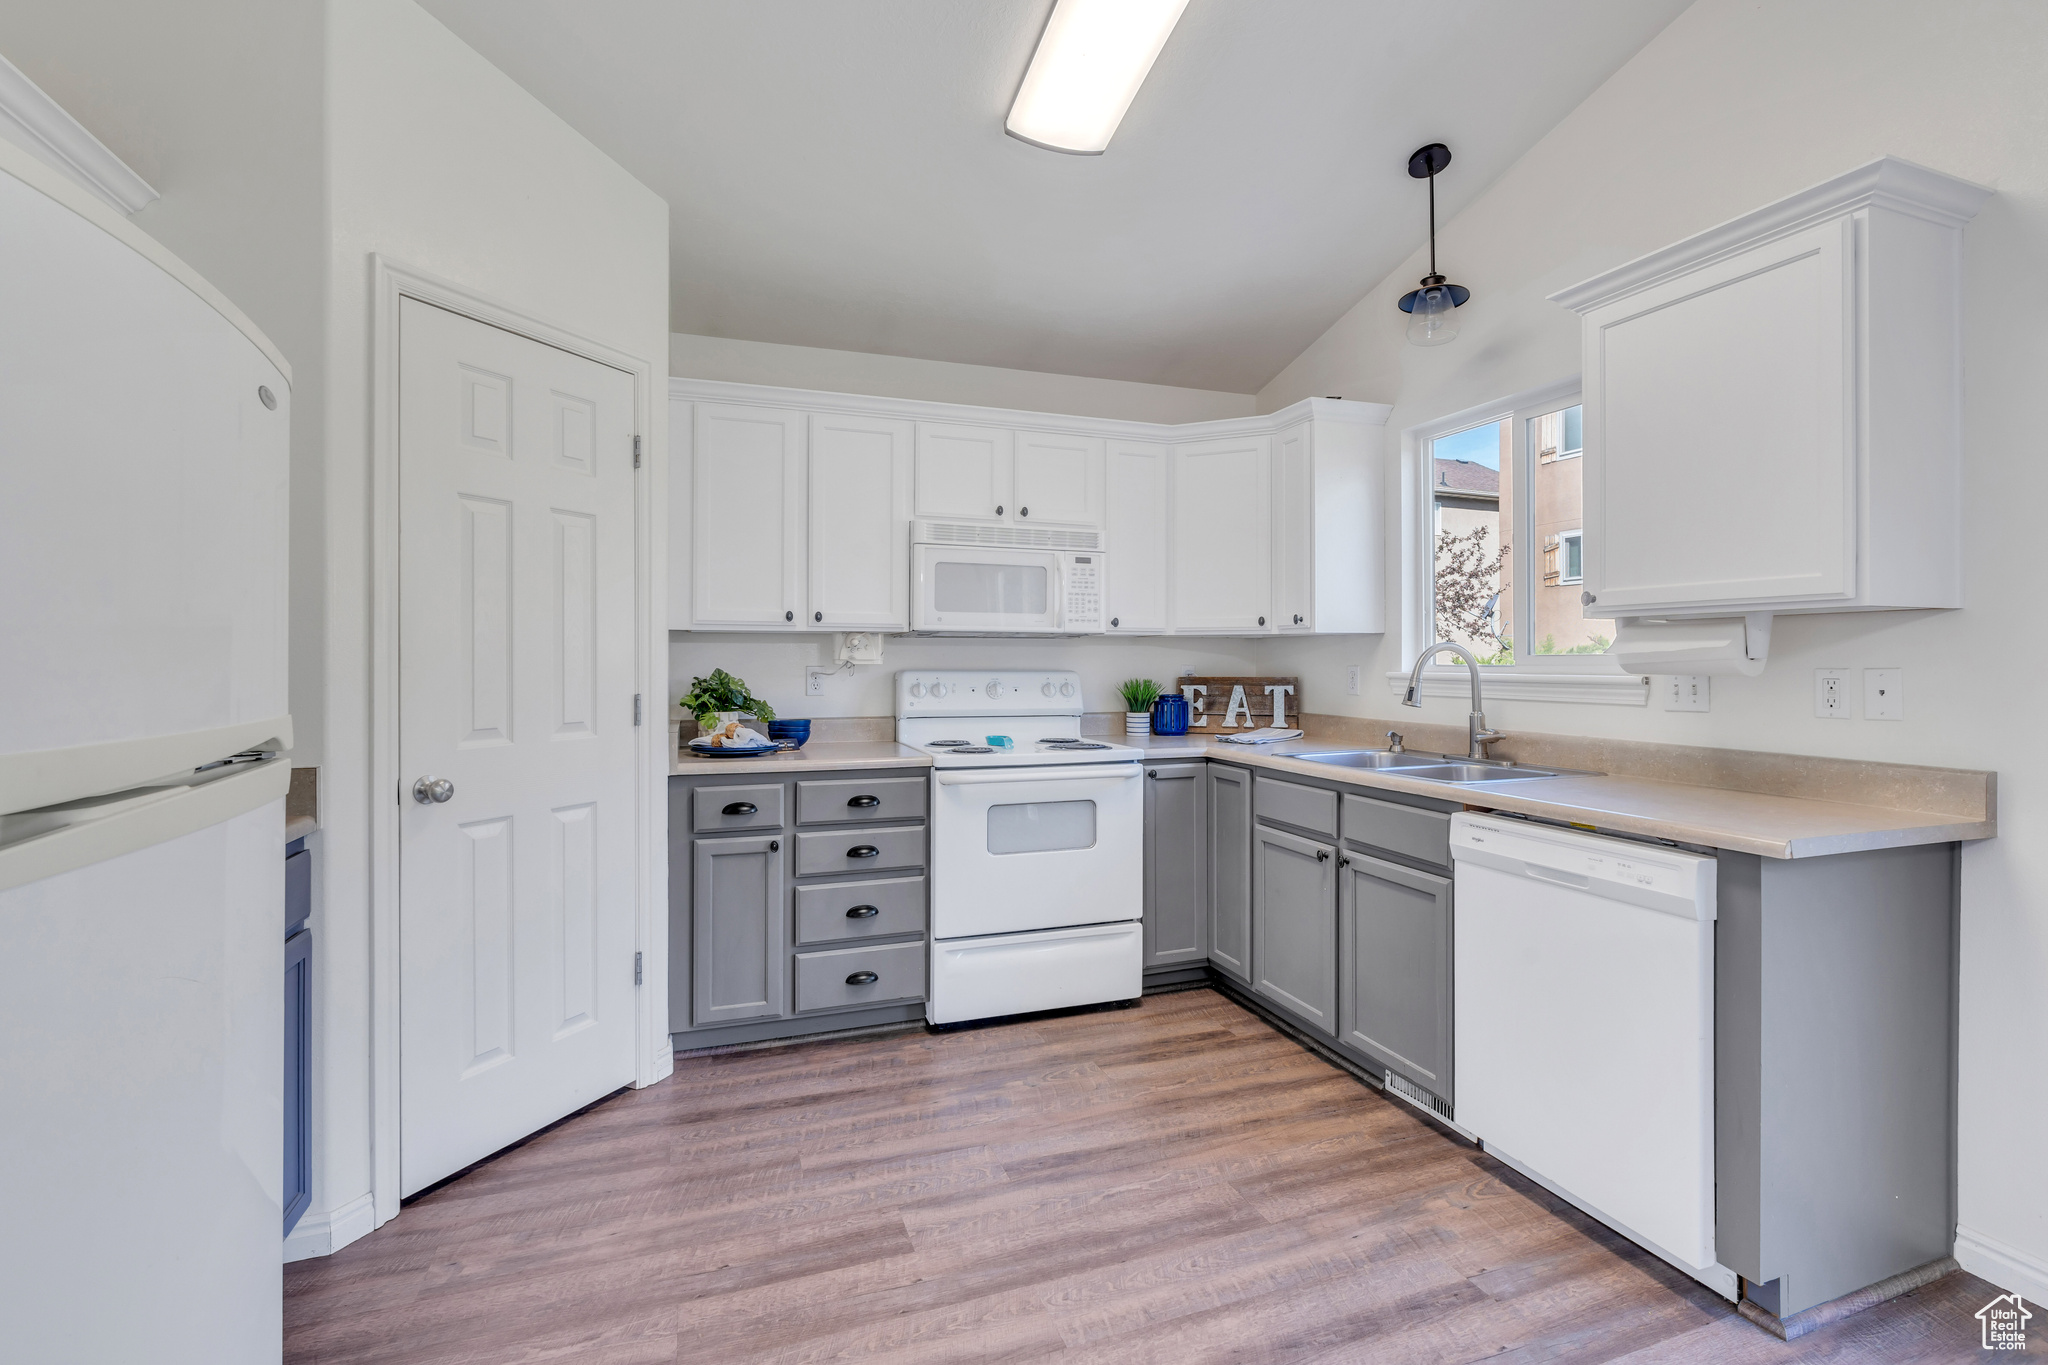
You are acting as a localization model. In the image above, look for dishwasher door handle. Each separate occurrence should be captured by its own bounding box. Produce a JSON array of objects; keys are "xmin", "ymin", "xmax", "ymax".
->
[{"xmin": 1523, "ymin": 864, "xmax": 1593, "ymax": 890}]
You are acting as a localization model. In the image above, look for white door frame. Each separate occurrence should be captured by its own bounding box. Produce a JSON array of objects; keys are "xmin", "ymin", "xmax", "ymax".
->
[{"xmin": 367, "ymin": 255, "xmax": 669, "ymax": 1228}]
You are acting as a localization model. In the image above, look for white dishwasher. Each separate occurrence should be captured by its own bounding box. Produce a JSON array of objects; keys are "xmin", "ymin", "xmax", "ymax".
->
[{"xmin": 1451, "ymin": 812, "xmax": 1732, "ymax": 1295}]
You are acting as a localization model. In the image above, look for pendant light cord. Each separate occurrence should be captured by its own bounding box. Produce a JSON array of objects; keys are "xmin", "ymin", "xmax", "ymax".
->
[{"xmin": 1428, "ymin": 169, "xmax": 1437, "ymax": 277}]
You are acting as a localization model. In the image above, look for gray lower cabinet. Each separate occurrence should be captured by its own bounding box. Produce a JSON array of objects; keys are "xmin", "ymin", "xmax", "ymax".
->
[
  {"xmin": 1252, "ymin": 824, "xmax": 1337, "ymax": 1036},
  {"xmin": 672, "ymin": 767, "xmax": 928, "ymax": 1046},
  {"xmin": 1207, "ymin": 764, "xmax": 1253, "ymax": 983},
  {"xmin": 1338, "ymin": 850, "xmax": 1452, "ymax": 1100},
  {"xmin": 691, "ymin": 833, "xmax": 787, "ymax": 1027},
  {"xmin": 1143, "ymin": 762, "xmax": 1208, "ymax": 968}
]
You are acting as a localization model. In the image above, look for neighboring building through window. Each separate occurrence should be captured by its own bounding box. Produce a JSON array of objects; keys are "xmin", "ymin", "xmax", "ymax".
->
[{"xmin": 1428, "ymin": 399, "xmax": 1612, "ymax": 665}]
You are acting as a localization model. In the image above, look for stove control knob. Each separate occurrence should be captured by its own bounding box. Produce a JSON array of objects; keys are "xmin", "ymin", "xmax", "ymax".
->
[
  {"xmin": 986, "ymin": 678, "xmax": 1005, "ymax": 699},
  {"xmin": 909, "ymin": 681, "xmax": 926, "ymax": 699},
  {"xmin": 1041, "ymin": 681, "xmax": 1056, "ymax": 697},
  {"xmin": 929, "ymin": 682, "xmax": 948, "ymax": 699},
  {"xmin": 1059, "ymin": 681, "xmax": 1076, "ymax": 698}
]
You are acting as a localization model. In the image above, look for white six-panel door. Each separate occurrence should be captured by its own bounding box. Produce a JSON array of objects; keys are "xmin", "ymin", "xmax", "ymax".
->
[{"xmin": 397, "ymin": 298, "xmax": 638, "ymax": 1196}]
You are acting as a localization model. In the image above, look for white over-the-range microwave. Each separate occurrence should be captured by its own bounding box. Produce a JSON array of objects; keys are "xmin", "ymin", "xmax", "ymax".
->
[{"xmin": 909, "ymin": 520, "xmax": 1105, "ymax": 635}]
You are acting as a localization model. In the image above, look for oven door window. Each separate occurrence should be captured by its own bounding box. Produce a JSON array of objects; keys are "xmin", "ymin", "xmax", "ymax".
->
[
  {"xmin": 987, "ymin": 799, "xmax": 1097, "ymax": 854},
  {"xmin": 935, "ymin": 560, "xmax": 1048, "ymax": 615}
]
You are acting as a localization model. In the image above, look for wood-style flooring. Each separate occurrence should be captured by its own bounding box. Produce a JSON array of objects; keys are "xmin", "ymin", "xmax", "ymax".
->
[{"xmin": 285, "ymin": 988, "xmax": 2016, "ymax": 1363}]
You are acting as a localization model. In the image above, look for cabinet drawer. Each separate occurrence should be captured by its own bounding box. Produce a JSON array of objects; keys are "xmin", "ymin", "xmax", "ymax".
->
[
  {"xmin": 796, "ymin": 776, "xmax": 927, "ymax": 825},
  {"xmin": 795, "ymin": 875, "xmax": 927, "ymax": 945},
  {"xmin": 1341, "ymin": 793, "xmax": 1452, "ymax": 869},
  {"xmin": 795, "ymin": 824, "xmax": 925, "ymax": 877},
  {"xmin": 795, "ymin": 940, "xmax": 927, "ymax": 1013},
  {"xmin": 692, "ymin": 783, "xmax": 785, "ymax": 833},
  {"xmin": 1254, "ymin": 775, "xmax": 1338, "ymax": 838}
]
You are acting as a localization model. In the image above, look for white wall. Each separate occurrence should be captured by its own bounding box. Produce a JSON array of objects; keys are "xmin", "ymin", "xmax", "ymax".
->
[
  {"xmin": 672, "ymin": 332, "xmax": 1256, "ymax": 424},
  {"xmin": 320, "ymin": 0, "xmax": 669, "ymax": 1237},
  {"xmin": 1256, "ymin": 0, "xmax": 2048, "ymax": 1297}
]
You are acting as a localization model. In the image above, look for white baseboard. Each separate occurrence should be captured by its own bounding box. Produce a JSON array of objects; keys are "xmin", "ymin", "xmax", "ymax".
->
[
  {"xmin": 283, "ymin": 1191, "xmax": 376, "ymax": 1263},
  {"xmin": 1957, "ymin": 1225, "xmax": 2048, "ymax": 1303}
]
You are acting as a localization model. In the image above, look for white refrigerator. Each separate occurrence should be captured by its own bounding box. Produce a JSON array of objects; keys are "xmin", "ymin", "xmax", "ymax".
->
[{"xmin": 0, "ymin": 139, "xmax": 294, "ymax": 1361}]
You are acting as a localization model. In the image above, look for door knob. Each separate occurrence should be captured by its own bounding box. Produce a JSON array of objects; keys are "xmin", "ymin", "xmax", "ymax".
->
[{"xmin": 411, "ymin": 776, "xmax": 454, "ymax": 805}]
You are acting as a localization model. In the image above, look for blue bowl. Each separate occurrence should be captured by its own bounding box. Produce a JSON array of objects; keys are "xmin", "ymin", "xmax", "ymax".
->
[{"xmin": 766, "ymin": 719, "xmax": 811, "ymax": 748}]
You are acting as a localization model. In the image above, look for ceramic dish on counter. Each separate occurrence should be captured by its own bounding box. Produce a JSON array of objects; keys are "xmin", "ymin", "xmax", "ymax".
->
[{"xmin": 685, "ymin": 741, "xmax": 779, "ymax": 759}]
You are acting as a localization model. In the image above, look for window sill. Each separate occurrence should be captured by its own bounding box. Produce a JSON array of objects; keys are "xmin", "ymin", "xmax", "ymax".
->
[{"xmin": 1385, "ymin": 668, "xmax": 1650, "ymax": 706}]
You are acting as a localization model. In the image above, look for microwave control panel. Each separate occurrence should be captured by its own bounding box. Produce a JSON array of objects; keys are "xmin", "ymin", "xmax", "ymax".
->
[{"xmin": 1062, "ymin": 554, "xmax": 1103, "ymax": 631}]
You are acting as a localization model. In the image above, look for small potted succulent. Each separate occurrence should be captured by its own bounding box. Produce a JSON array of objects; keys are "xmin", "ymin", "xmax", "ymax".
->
[
  {"xmin": 1119, "ymin": 678, "xmax": 1161, "ymax": 736},
  {"xmin": 681, "ymin": 668, "xmax": 776, "ymax": 739}
]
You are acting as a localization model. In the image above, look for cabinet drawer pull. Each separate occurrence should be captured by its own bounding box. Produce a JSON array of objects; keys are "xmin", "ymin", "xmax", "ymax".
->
[
  {"xmin": 768, "ymin": 839, "xmax": 779, "ymax": 851},
  {"xmin": 722, "ymin": 801, "xmax": 758, "ymax": 815},
  {"xmin": 845, "ymin": 970, "xmax": 880, "ymax": 985},
  {"xmin": 847, "ymin": 844, "xmax": 880, "ymax": 859},
  {"xmin": 845, "ymin": 904, "xmax": 880, "ymax": 919},
  {"xmin": 847, "ymin": 794, "xmax": 881, "ymax": 808}
]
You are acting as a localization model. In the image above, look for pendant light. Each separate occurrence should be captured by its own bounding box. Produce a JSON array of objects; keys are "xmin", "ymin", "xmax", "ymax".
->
[{"xmin": 1398, "ymin": 142, "xmax": 1470, "ymax": 347}]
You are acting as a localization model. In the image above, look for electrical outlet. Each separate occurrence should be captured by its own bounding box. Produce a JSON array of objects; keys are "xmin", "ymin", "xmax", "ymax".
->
[
  {"xmin": 1814, "ymin": 668, "xmax": 1850, "ymax": 718},
  {"xmin": 1663, "ymin": 675, "xmax": 1710, "ymax": 712},
  {"xmin": 1864, "ymin": 667, "xmax": 1903, "ymax": 720},
  {"xmin": 1347, "ymin": 665, "xmax": 1361, "ymax": 696},
  {"xmin": 805, "ymin": 667, "xmax": 829, "ymax": 696}
]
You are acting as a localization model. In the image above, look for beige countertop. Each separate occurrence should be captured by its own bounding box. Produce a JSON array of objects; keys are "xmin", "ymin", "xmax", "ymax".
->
[
  {"xmin": 670, "ymin": 738, "xmax": 930, "ymax": 777},
  {"xmin": 1122, "ymin": 734, "xmax": 1993, "ymax": 860},
  {"xmin": 664, "ymin": 722, "xmax": 1991, "ymax": 859}
]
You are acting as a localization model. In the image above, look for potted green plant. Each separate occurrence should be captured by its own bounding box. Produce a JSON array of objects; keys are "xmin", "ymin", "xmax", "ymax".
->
[
  {"xmin": 1119, "ymin": 678, "xmax": 1161, "ymax": 736},
  {"xmin": 680, "ymin": 668, "xmax": 777, "ymax": 738}
]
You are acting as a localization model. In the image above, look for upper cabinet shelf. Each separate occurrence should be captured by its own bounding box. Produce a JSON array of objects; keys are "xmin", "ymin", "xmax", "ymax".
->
[
  {"xmin": 1552, "ymin": 157, "xmax": 1991, "ymax": 620},
  {"xmin": 668, "ymin": 380, "xmax": 1389, "ymax": 636}
]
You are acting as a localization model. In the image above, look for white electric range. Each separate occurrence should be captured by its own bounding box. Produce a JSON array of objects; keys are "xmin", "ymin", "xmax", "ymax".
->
[{"xmin": 897, "ymin": 670, "xmax": 1145, "ymax": 1025}]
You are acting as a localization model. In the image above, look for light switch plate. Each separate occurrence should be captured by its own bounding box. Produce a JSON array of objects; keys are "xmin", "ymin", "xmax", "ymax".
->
[
  {"xmin": 1864, "ymin": 667, "xmax": 1903, "ymax": 720},
  {"xmin": 1347, "ymin": 666, "xmax": 1361, "ymax": 696},
  {"xmin": 1663, "ymin": 675, "xmax": 1710, "ymax": 712},
  {"xmin": 1814, "ymin": 668, "xmax": 1850, "ymax": 718}
]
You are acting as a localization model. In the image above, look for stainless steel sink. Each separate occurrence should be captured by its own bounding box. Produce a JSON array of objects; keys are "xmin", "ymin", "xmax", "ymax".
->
[
  {"xmin": 1290, "ymin": 750, "xmax": 1582, "ymax": 783},
  {"xmin": 1284, "ymin": 750, "xmax": 1444, "ymax": 770}
]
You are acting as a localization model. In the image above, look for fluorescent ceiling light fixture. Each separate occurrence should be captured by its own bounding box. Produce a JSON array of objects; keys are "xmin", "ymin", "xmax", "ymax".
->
[{"xmin": 1006, "ymin": 0, "xmax": 1191, "ymax": 154}]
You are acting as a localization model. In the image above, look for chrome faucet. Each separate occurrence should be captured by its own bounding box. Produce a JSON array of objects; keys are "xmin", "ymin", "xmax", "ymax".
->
[{"xmin": 1402, "ymin": 641, "xmax": 1505, "ymax": 760}]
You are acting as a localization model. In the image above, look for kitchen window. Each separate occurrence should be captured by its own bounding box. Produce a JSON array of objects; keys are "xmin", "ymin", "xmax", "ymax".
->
[{"xmin": 1400, "ymin": 381, "xmax": 1643, "ymax": 704}]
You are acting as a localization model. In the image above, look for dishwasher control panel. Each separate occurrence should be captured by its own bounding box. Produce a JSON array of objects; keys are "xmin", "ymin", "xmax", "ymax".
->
[{"xmin": 1449, "ymin": 814, "xmax": 1716, "ymax": 920}]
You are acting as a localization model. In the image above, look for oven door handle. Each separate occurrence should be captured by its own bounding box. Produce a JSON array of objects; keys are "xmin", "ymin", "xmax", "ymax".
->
[{"xmin": 933, "ymin": 765, "xmax": 1141, "ymax": 786}]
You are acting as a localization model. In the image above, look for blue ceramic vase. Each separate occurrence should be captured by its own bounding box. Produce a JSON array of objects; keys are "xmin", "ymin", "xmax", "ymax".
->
[{"xmin": 1150, "ymin": 692, "xmax": 1190, "ymax": 736}]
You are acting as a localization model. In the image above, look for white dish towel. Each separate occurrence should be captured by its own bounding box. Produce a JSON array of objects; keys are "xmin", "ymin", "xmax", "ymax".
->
[{"xmin": 1219, "ymin": 727, "xmax": 1304, "ymax": 745}]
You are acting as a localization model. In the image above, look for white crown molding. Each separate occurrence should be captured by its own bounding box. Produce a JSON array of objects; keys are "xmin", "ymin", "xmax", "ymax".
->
[
  {"xmin": 0, "ymin": 50, "xmax": 157, "ymax": 214},
  {"xmin": 1549, "ymin": 156, "xmax": 1992, "ymax": 314},
  {"xmin": 1957, "ymin": 1224, "xmax": 2048, "ymax": 1304},
  {"xmin": 668, "ymin": 376, "xmax": 1389, "ymax": 441},
  {"xmin": 1386, "ymin": 668, "xmax": 1650, "ymax": 706}
]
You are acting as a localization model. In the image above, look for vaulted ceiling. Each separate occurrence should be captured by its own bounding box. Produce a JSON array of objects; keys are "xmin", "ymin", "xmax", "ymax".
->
[{"xmin": 420, "ymin": 0, "xmax": 1690, "ymax": 392}]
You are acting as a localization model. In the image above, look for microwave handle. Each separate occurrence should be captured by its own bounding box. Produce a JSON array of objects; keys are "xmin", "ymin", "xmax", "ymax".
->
[{"xmin": 1052, "ymin": 554, "xmax": 1066, "ymax": 631}]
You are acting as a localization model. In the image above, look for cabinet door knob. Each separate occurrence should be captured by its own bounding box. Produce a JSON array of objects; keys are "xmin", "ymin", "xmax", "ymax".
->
[
  {"xmin": 995, "ymin": 504, "xmax": 1004, "ymax": 516},
  {"xmin": 721, "ymin": 801, "xmax": 757, "ymax": 815},
  {"xmin": 768, "ymin": 839, "xmax": 779, "ymax": 851},
  {"xmin": 845, "ymin": 904, "xmax": 880, "ymax": 919},
  {"xmin": 1258, "ymin": 616, "xmax": 1266, "ymax": 626},
  {"xmin": 1146, "ymin": 769, "xmax": 1158, "ymax": 778},
  {"xmin": 785, "ymin": 610, "xmax": 794, "ymax": 622},
  {"xmin": 1019, "ymin": 506, "xmax": 1029, "ymax": 517},
  {"xmin": 1580, "ymin": 591, "xmax": 1597, "ymax": 606},
  {"xmin": 814, "ymin": 611, "xmax": 823, "ymax": 623},
  {"xmin": 1110, "ymin": 617, "xmax": 1119, "ymax": 628},
  {"xmin": 845, "ymin": 970, "xmax": 880, "ymax": 985},
  {"xmin": 847, "ymin": 844, "xmax": 880, "ymax": 859},
  {"xmin": 1316, "ymin": 847, "xmax": 1330, "ymax": 862},
  {"xmin": 847, "ymin": 794, "xmax": 881, "ymax": 808},
  {"xmin": 1293, "ymin": 614, "xmax": 1303, "ymax": 624}
]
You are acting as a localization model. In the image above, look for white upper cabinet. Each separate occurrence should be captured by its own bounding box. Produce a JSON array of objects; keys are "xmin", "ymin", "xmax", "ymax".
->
[
  {"xmin": 1012, "ymin": 429, "xmax": 1104, "ymax": 529},
  {"xmin": 1104, "ymin": 441, "xmax": 1169, "ymax": 633},
  {"xmin": 914, "ymin": 422, "xmax": 1012, "ymax": 521},
  {"xmin": 690, "ymin": 402, "xmax": 805, "ymax": 628},
  {"xmin": 671, "ymin": 381, "xmax": 1389, "ymax": 636},
  {"xmin": 807, "ymin": 412, "xmax": 912, "ymax": 631},
  {"xmin": 1171, "ymin": 435, "xmax": 1271, "ymax": 633},
  {"xmin": 1554, "ymin": 158, "xmax": 1990, "ymax": 618}
]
